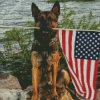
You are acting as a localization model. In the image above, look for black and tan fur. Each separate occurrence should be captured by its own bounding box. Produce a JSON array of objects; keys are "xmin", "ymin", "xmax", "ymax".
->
[{"xmin": 31, "ymin": 1, "xmax": 74, "ymax": 100}]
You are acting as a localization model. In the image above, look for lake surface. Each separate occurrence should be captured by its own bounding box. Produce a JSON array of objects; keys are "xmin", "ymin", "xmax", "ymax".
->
[{"xmin": 0, "ymin": 0, "xmax": 100, "ymax": 51}]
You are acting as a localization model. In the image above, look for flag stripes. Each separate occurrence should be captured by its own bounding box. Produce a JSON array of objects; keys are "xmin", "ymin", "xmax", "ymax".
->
[{"xmin": 57, "ymin": 29, "xmax": 98, "ymax": 100}]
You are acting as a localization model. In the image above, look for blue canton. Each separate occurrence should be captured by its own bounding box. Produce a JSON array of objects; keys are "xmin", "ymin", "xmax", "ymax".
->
[{"xmin": 74, "ymin": 31, "xmax": 100, "ymax": 60}]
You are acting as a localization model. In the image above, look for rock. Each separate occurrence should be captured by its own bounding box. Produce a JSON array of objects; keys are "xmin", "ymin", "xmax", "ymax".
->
[
  {"xmin": 0, "ymin": 74, "xmax": 21, "ymax": 90},
  {"xmin": 0, "ymin": 74, "xmax": 100, "ymax": 100},
  {"xmin": 59, "ymin": 90, "xmax": 73, "ymax": 100},
  {"xmin": 25, "ymin": 86, "xmax": 100, "ymax": 100},
  {"xmin": 96, "ymin": 89, "xmax": 100, "ymax": 100},
  {"xmin": 25, "ymin": 85, "xmax": 74, "ymax": 100},
  {"xmin": 0, "ymin": 74, "xmax": 25, "ymax": 100},
  {"xmin": 0, "ymin": 89, "xmax": 26, "ymax": 100}
]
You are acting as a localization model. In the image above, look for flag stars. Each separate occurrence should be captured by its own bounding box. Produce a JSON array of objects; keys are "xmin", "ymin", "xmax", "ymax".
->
[
  {"xmin": 93, "ymin": 33, "xmax": 95, "ymax": 35},
  {"xmin": 90, "ymin": 35, "xmax": 93, "ymax": 37},
  {"xmin": 93, "ymin": 55, "xmax": 96, "ymax": 57},
  {"xmin": 94, "ymin": 45, "xmax": 97, "ymax": 47},
  {"xmin": 82, "ymin": 37, "xmax": 85, "ymax": 39},
  {"xmin": 86, "ymin": 47, "xmax": 88, "ymax": 49},
  {"xmin": 96, "ymin": 52, "xmax": 99, "ymax": 55},
  {"xmin": 90, "ymin": 57, "xmax": 93, "ymax": 59},
  {"xmin": 76, "ymin": 41, "xmax": 79, "ymax": 43},
  {"xmin": 78, "ymin": 31, "xmax": 80, "ymax": 34},
  {"xmin": 83, "ymin": 32, "xmax": 85, "ymax": 34},
  {"xmin": 96, "ymin": 57, "xmax": 98, "ymax": 60},
  {"xmin": 82, "ymin": 41, "xmax": 84, "ymax": 43},
  {"xmin": 89, "ymin": 49, "xmax": 91, "ymax": 51},
  {"xmin": 98, "ymin": 38, "xmax": 100, "ymax": 40},
  {"xmin": 75, "ymin": 31, "xmax": 100, "ymax": 60},
  {"xmin": 87, "ymin": 37, "xmax": 90, "ymax": 39},
  {"xmin": 77, "ymin": 36, "xmax": 79, "ymax": 38},
  {"xmin": 95, "ymin": 40, "xmax": 97, "ymax": 42},
  {"xmin": 88, "ymin": 32, "xmax": 90, "ymax": 35},
  {"xmin": 89, "ymin": 44, "xmax": 91, "ymax": 47}
]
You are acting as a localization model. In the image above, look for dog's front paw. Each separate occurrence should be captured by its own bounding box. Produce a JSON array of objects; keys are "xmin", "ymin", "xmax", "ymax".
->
[{"xmin": 52, "ymin": 93, "xmax": 59, "ymax": 100}]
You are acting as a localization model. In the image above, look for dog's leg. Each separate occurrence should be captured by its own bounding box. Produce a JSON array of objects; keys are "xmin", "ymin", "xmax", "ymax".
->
[
  {"xmin": 52, "ymin": 62, "xmax": 58, "ymax": 99},
  {"xmin": 52, "ymin": 51, "xmax": 60, "ymax": 99},
  {"xmin": 31, "ymin": 51, "xmax": 42, "ymax": 100}
]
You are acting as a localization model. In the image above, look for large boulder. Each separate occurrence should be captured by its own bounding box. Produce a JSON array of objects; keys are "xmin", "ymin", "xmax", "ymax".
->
[
  {"xmin": 0, "ymin": 74, "xmax": 26, "ymax": 100},
  {"xmin": 0, "ymin": 74, "xmax": 21, "ymax": 90},
  {"xmin": 0, "ymin": 74, "xmax": 100, "ymax": 100},
  {"xmin": 0, "ymin": 89, "xmax": 26, "ymax": 100},
  {"xmin": 25, "ymin": 85, "xmax": 75, "ymax": 100}
]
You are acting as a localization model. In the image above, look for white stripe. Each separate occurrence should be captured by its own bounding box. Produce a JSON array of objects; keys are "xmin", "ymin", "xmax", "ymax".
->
[
  {"xmin": 72, "ymin": 30, "xmax": 76, "ymax": 73},
  {"xmin": 65, "ymin": 30, "xmax": 69, "ymax": 61},
  {"xmin": 78, "ymin": 59, "xmax": 82, "ymax": 85},
  {"xmin": 67, "ymin": 64, "xmax": 84, "ymax": 93},
  {"xmin": 84, "ymin": 59, "xmax": 89, "ymax": 98},
  {"xmin": 90, "ymin": 60, "xmax": 95, "ymax": 100},
  {"xmin": 72, "ymin": 79, "xmax": 84, "ymax": 96},
  {"xmin": 58, "ymin": 29, "xmax": 84, "ymax": 95},
  {"xmin": 59, "ymin": 30, "xmax": 62, "ymax": 47}
]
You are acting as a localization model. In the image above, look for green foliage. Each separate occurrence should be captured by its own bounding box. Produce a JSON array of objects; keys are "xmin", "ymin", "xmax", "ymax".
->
[
  {"xmin": 60, "ymin": 5, "xmax": 76, "ymax": 29},
  {"xmin": 0, "ymin": 21, "xmax": 35, "ymax": 89},
  {"xmin": 60, "ymin": 4, "xmax": 100, "ymax": 30},
  {"xmin": 3, "ymin": 28, "xmax": 33, "ymax": 52}
]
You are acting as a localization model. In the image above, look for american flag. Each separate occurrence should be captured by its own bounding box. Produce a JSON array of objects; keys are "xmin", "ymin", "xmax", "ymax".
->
[{"xmin": 57, "ymin": 29, "xmax": 100, "ymax": 100}]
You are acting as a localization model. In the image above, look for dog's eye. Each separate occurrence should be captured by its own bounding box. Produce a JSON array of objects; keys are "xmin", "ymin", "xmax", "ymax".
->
[
  {"xmin": 40, "ymin": 16, "xmax": 44, "ymax": 21},
  {"xmin": 48, "ymin": 17, "xmax": 57, "ymax": 22},
  {"xmin": 48, "ymin": 17, "xmax": 53, "ymax": 21}
]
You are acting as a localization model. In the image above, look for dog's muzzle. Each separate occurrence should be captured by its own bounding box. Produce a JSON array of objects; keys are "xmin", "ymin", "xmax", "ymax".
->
[{"xmin": 40, "ymin": 19, "xmax": 52, "ymax": 34}]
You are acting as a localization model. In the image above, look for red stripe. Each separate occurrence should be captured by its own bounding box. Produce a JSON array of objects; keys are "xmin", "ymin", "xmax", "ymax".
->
[
  {"xmin": 87, "ymin": 60, "xmax": 92, "ymax": 99},
  {"xmin": 93, "ymin": 61, "xmax": 98, "ymax": 89},
  {"xmin": 62, "ymin": 30, "xmax": 66, "ymax": 55},
  {"xmin": 80, "ymin": 59, "xmax": 86, "ymax": 97},
  {"xmin": 67, "ymin": 30, "xmax": 84, "ymax": 94},
  {"xmin": 80, "ymin": 59, "xmax": 85, "ymax": 88},
  {"xmin": 75, "ymin": 58, "xmax": 78, "ymax": 79},
  {"xmin": 93, "ymin": 60, "xmax": 98, "ymax": 100},
  {"xmin": 68, "ymin": 30, "xmax": 73, "ymax": 70},
  {"xmin": 57, "ymin": 29, "xmax": 98, "ymax": 100},
  {"xmin": 57, "ymin": 30, "xmax": 59, "ymax": 41},
  {"xmin": 68, "ymin": 67, "xmax": 83, "ymax": 95}
]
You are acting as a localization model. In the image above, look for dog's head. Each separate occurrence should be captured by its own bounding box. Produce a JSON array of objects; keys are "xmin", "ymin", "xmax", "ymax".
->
[{"xmin": 31, "ymin": 1, "xmax": 60, "ymax": 42}]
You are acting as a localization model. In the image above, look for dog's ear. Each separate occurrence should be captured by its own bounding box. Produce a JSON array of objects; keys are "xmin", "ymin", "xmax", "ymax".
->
[
  {"xmin": 31, "ymin": 3, "xmax": 40, "ymax": 17},
  {"xmin": 51, "ymin": 1, "xmax": 60, "ymax": 17}
]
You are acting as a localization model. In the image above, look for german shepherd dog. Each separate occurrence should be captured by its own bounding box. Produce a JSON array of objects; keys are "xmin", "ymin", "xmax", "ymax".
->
[{"xmin": 31, "ymin": 1, "xmax": 74, "ymax": 100}]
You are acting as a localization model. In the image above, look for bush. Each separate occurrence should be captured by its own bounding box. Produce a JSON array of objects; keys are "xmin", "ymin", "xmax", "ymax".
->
[
  {"xmin": 60, "ymin": 4, "xmax": 100, "ymax": 30},
  {"xmin": 0, "ymin": 21, "xmax": 34, "ymax": 89}
]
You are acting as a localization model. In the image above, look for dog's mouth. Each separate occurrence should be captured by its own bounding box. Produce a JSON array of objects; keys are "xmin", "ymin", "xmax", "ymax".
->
[
  {"xmin": 40, "ymin": 26, "xmax": 53, "ymax": 34},
  {"xmin": 42, "ymin": 31, "xmax": 49, "ymax": 34}
]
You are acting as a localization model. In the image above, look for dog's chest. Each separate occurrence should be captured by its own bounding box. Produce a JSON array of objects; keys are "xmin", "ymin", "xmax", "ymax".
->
[{"xmin": 31, "ymin": 40, "xmax": 59, "ymax": 53}]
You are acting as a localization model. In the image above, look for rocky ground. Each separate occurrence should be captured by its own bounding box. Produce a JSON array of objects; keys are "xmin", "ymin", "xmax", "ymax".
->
[{"xmin": 0, "ymin": 73, "xmax": 100, "ymax": 100}]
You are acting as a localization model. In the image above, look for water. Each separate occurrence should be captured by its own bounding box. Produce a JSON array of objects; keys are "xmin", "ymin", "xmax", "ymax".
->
[{"xmin": 0, "ymin": 0, "xmax": 100, "ymax": 51}]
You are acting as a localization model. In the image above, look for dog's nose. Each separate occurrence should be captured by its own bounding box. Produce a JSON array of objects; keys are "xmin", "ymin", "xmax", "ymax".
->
[
  {"xmin": 40, "ymin": 19, "xmax": 52, "ymax": 34},
  {"xmin": 40, "ymin": 20, "xmax": 47, "ymax": 28}
]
